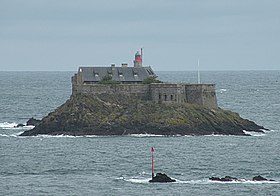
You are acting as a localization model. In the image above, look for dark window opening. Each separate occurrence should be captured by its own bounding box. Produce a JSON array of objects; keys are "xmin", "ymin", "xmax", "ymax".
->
[
  {"xmin": 164, "ymin": 94, "xmax": 167, "ymax": 101},
  {"xmin": 170, "ymin": 95, "xmax": 173, "ymax": 101}
]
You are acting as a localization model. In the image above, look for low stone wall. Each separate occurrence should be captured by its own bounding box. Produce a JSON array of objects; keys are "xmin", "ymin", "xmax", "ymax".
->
[{"xmin": 72, "ymin": 83, "xmax": 151, "ymax": 100}]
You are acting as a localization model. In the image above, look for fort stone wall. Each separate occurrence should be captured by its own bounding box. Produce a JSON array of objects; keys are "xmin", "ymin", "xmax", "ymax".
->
[
  {"xmin": 185, "ymin": 84, "xmax": 217, "ymax": 108},
  {"xmin": 150, "ymin": 83, "xmax": 185, "ymax": 104},
  {"xmin": 72, "ymin": 83, "xmax": 151, "ymax": 100},
  {"xmin": 72, "ymin": 74, "xmax": 218, "ymax": 108}
]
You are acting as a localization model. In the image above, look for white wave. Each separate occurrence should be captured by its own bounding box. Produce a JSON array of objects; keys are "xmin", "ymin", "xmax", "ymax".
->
[
  {"xmin": 208, "ymin": 179, "xmax": 279, "ymax": 184},
  {"xmin": 22, "ymin": 134, "xmax": 103, "ymax": 138},
  {"xmin": 0, "ymin": 122, "xmax": 34, "ymax": 130},
  {"xmin": 219, "ymin": 89, "xmax": 227, "ymax": 93},
  {"xmin": 175, "ymin": 179, "xmax": 209, "ymax": 184},
  {"xmin": 84, "ymin": 135, "xmax": 100, "ymax": 137},
  {"xmin": 243, "ymin": 130, "xmax": 266, "ymax": 136},
  {"xmin": 0, "ymin": 133, "xmax": 104, "ymax": 139},
  {"xmin": 30, "ymin": 134, "xmax": 79, "ymax": 138},
  {"xmin": 0, "ymin": 122, "xmax": 18, "ymax": 129},
  {"xmin": 125, "ymin": 177, "xmax": 150, "ymax": 184},
  {"xmin": 0, "ymin": 131, "xmax": 24, "ymax": 138},
  {"xmin": 204, "ymin": 134, "xmax": 229, "ymax": 137},
  {"xmin": 13, "ymin": 131, "xmax": 24, "ymax": 136},
  {"xmin": 128, "ymin": 134, "xmax": 182, "ymax": 137},
  {"xmin": 263, "ymin": 129, "xmax": 276, "ymax": 133},
  {"xmin": 124, "ymin": 178, "xmax": 280, "ymax": 184},
  {"xmin": 120, "ymin": 175, "xmax": 280, "ymax": 185},
  {"xmin": 0, "ymin": 133, "xmax": 10, "ymax": 137},
  {"xmin": 129, "ymin": 134, "xmax": 165, "ymax": 137}
]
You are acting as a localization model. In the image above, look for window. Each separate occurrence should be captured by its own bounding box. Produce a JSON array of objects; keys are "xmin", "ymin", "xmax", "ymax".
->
[
  {"xmin": 170, "ymin": 95, "xmax": 173, "ymax": 101},
  {"xmin": 133, "ymin": 71, "xmax": 138, "ymax": 77},
  {"xmin": 164, "ymin": 95, "xmax": 167, "ymax": 101}
]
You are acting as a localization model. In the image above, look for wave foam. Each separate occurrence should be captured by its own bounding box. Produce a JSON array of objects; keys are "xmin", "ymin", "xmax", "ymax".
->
[
  {"xmin": 0, "ymin": 131, "xmax": 24, "ymax": 137},
  {"xmin": 0, "ymin": 122, "xmax": 34, "ymax": 130},
  {"xmin": 205, "ymin": 134, "xmax": 230, "ymax": 137},
  {"xmin": 119, "ymin": 175, "xmax": 280, "ymax": 185},
  {"xmin": 219, "ymin": 89, "xmax": 227, "ymax": 93},
  {"xmin": 27, "ymin": 134, "xmax": 81, "ymax": 138},
  {"xmin": 208, "ymin": 179, "xmax": 279, "ymax": 184},
  {"xmin": 0, "ymin": 122, "xmax": 18, "ymax": 129},
  {"xmin": 243, "ymin": 130, "xmax": 266, "ymax": 136},
  {"xmin": 21, "ymin": 134, "xmax": 103, "ymax": 138},
  {"xmin": 128, "ymin": 134, "xmax": 166, "ymax": 137},
  {"xmin": 124, "ymin": 177, "xmax": 150, "ymax": 184}
]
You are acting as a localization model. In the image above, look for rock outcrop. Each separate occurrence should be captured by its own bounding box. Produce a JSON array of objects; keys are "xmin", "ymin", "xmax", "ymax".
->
[
  {"xmin": 20, "ymin": 94, "xmax": 267, "ymax": 136},
  {"xmin": 15, "ymin": 118, "xmax": 41, "ymax": 128},
  {"xmin": 209, "ymin": 176, "xmax": 239, "ymax": 182},
  {"xmin": 209, "ymin": 175, "xmax": 275, "ymax": 182},
  {"xmin": 26, "ymin": 117, "xmax": 41, "ymax": 126},
  {"xmin": 16, "ymin": 123, "xmax": 25, "ymax": 128},
  {"xmin": 252, "ymin": 175, "xmax": 275, "ymax": 181},
  {"xmin": 149, "ymin": 173, "xmax": 176, "ymax": 183}
]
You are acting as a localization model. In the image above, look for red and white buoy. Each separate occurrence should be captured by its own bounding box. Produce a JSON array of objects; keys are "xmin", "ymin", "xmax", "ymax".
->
[{"xmin": 151, "ymin": 147, "xmax": 155, "ymax": 178}]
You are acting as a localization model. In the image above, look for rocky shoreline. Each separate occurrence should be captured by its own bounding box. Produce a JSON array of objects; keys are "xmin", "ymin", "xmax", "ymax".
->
[{"xmin": 20, "ymin": 94, "xmax": 267, "ymax": 136}]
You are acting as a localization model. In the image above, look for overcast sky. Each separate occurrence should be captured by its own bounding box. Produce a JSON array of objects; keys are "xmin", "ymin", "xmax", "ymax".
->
[{"xmin": 0, "ymin": 0, "xmax": 279, "ymax": 71}]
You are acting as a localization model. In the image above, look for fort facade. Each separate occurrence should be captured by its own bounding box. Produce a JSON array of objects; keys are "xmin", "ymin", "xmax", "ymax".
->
[{"xmin": 71, "ymin": 50, "xmax": 218, "ymax": 108}]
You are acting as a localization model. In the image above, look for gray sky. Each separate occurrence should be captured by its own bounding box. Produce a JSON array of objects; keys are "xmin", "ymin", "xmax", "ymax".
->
[{"xmin": 0, "ymin": 0, "xmax": 279, "ymax": 71}]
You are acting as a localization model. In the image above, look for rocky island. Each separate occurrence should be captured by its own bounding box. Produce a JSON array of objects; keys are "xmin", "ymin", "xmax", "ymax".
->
[{"xmin": 20, "ymin": 50, "xmax": 266, "ymax": 136}]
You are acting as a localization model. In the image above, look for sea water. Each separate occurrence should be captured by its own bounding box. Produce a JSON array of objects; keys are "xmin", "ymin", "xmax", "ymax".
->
[{"xmin": 0, "ymin": 71, "xmax": 280, "ymax": 195}]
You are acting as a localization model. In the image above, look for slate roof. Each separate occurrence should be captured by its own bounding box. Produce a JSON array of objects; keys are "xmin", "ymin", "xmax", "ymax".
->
[{"xmin": 78, "ymin": 66, "xmax": 156, "ymax": 83}]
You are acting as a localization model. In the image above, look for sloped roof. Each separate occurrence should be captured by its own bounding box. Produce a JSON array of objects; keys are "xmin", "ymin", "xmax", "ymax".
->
[{"xmin": 78, "ymin": 66, "xmax": 156, "ymax": 82}]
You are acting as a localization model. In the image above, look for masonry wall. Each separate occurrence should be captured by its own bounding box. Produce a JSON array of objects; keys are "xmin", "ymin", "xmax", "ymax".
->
[
  {"xmin": 185, "ymin": 84, "xmax": 217, "ymax": 108},
  {"xmin": 73, "ymin": 83, "xmax": 151, "ymax": 100},
  {"xmin": 150, "ymin": 83, "xmax": 185, "ymax": 104},
  {"xmin": 72, "ymin": 74, "xmax": 218, "ymax": 108}
]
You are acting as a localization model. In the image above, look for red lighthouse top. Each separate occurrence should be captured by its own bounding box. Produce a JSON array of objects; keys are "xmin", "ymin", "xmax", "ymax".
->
[{"xmin": 133, "ymin": 48, "xmax": 143, "ymax": 67}]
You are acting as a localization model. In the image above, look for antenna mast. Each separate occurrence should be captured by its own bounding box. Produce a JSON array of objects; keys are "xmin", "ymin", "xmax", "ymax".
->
[{"xmin": 197, "ymin": 58, "xmax": 201, "ymax": 84}]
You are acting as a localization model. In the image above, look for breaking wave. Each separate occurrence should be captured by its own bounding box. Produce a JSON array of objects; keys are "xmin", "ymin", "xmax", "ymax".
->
[
  {"xmin": 128, "ymin": 134, "xmax": 167, "ymax": 137},
  {"xmin": 219, "ymin": 89, "xmax": 227, "ymax": 93},
  {"xmin": 243, "ymin": 130, "xmax": 266, "ymax": 136},
  {"xmin": 0, "ymin": 122, "xmax": 18, "ymax": 129},
  {"xmin": 119, "ymin": 176, "xmax": 279, "ymax": 184},
  {"xmin": 0, "ymin": 131, "xmax": 24, "ymax": 137},
  {"xmin": 0, "ymin": 122, "xmax": 34, "ymax": 130}
]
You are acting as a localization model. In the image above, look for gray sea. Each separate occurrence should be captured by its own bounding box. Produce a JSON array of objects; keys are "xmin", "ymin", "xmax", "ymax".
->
[{"xmin": 0, "ymin": 71, "xmax": 280, "ymax": 195}]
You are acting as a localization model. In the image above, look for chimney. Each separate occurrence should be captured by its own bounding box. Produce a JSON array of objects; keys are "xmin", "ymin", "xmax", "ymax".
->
[
  {"xmin": 111, "ymin": 63, "xmax": 116, "ymax": 70},
  {"xmin": 121, "ymin": 63, "xmax": 128, "ymax": 68}
]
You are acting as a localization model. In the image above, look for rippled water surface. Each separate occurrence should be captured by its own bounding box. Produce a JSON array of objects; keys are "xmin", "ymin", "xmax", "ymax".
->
[{"xmin": 1, "ymin": 71, "xmax": 280, "ymax": 195}]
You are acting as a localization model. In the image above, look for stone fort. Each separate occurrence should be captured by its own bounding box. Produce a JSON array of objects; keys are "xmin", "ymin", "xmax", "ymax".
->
[{"xmin": 71, "ymin": 50, "xmax": 218, "ymax": 108}]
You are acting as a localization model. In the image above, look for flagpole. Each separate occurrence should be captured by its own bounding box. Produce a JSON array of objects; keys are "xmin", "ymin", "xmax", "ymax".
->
[{"xmin": 197, "ymin": 58, "xmax": 201, "ymax": 84}]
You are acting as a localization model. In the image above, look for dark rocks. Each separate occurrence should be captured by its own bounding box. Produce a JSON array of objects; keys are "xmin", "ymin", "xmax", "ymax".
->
[
  {"xmin": 20, "ymin": 94, "xmax": 267, "ymax": 136},
  {"xmin": 15, "ymin": 118, "xmax": 41, "ymax": 128},
  {"xmin": 209, "ymin": 175, "xmax": 275, "ymax": 182},
  {"xmin": 252, "ymin": 175, "xmax": 275, "ymax": 181},
  {"xmin": 209, "ymin": 176, "xmax": 239, "ymax": 182},
  {"xmin": 149, "ymin": 173, "xmax": 176, "ymax": 183},
  {"xmin": 26, "ymin": 117, "xmax": 41, "ymax": 126},
  {"xmin": 16, "ymin": 123, "xmax": 25, "ymax": 128}
]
